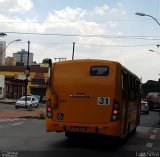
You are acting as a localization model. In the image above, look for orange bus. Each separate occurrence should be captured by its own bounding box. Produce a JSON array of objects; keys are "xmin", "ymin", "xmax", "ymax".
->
[{"xmin": 45, "ymin": 59, "xmax": 141, "ymax": 139}]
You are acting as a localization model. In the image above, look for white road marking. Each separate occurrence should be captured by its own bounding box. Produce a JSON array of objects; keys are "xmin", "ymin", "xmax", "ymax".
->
[
  {"xmin": 0, "ymin": 119, "xmax": 20, "ymax": 123},
  {"xmin": 150, "ymin": 135, "xmax": 156, "ymax": 140},
  {"xmin": 12, "ymin": 122, "xmax": 25, "ymax": 126},
  {"xmin": 146, "ymin": 142, "xmax": 153, "ymax": 148},
  {"xmin": 8, "ymin": 119, "xmax": 21, "ymax": 122},
  {"xmin": 0, "ymin": 119, "xmax": 26, "ymax": 128},
  {"xmin": 0, "ymin": 119, "xmax": 13, "ymax": 122}
]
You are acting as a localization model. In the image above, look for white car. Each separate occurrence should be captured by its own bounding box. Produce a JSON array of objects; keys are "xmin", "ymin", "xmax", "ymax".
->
[
  {"xmin": 15, "ymin": 96, "xmax": 39, "ymax": 109},
  {"xmin": 27, "ymin": 94, "xmax": 41, "ymax": 102}
]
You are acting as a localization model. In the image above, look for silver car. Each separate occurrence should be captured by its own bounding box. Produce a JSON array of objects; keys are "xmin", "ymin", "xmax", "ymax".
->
[
  {"xmin": 15, "ymin": 96, "xmax": 39, "ymax": 109},
  {"xmin": 141, "ymin": 100, "xmax": 149, "ymax": 114}
]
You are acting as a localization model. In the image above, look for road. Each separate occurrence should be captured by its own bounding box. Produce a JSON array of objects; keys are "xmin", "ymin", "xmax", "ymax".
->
[{"xmin": 0, "ymin": 104, "xmax": 160, "ymax": 157}]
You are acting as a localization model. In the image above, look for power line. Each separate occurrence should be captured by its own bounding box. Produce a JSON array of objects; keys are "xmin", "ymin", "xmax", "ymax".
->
[
  {"xmin": 0, "ymin": 19, "xmax": 153, "ymax": 24},
  {"xmin": 26, "ymin": 42, "xmax": 157, "ymax": 47},
  {"xmin": 6, "ymin": 41, "xmax": 156, "ymax": 48},
  {"xmin": 3, "ymin": 31, "xmax": 160, "ymax": 40},
  {"xmin": 77, "ymin": 43, "xmax": 156, "ymax": 47}
]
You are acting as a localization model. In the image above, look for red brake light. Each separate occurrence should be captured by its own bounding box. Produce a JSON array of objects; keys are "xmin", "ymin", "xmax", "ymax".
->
[
  {"xmin": 113, "ymin": 110, "xmax": 118, "ymax": 115},
  {"xmin": 46, "ymin": 99, "xmax": 53, "ymax": 118},
  {"xmin": 47, "ymin": 107, "xmax": 52, "ymax": 112},
  {"xmin": 111, "ymin": 100, "xmax": 120, "ymax": 121}
]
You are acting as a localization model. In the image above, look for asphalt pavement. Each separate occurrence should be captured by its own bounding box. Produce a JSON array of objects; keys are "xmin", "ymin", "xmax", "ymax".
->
[
  {"xmin": 0, "ymin": 103, "xmax": 160, "ymax": 157},
  {"xmin": 0, "ymin": 103, "xmax": 46, "ymax": 120}
]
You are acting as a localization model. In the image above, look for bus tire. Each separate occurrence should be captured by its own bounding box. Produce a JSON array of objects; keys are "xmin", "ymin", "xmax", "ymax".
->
[
  {"xmin": 65, "ymin": 132, "xmax": 74, "ymax": 139},
  {"xmin": 65, "ymin": 132, "xmax": 82, "ymax": 140},
  {"xmin": 127, "ymin": 122, "xmax": 131, "ymax": 136}
]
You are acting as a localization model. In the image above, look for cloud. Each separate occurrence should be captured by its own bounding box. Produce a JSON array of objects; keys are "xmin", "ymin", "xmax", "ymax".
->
[
  {"xmin": 0, "ymin": 0, "xmax": 33, "ymax": 13},
  {"xmin": 94, "ymin": 3, "xmax": 126, "ymax": 16},
  {"xmin": 0, "ymin": 4, "xmax": 124, "ymax": 64},
  {"xmin": 94, "ymin": 4, "xmax": 109, "ymax": 16},
  {"xmin": 109, "ymin": 3, "xmax": 126, "ymax": 15},
  {"xmin": 48, "ymin": 7, "xmax": 87, "ymax": 21},
  {"xmin": 0, "ymin": 2, "xmax": 158, "ymax": 82}
]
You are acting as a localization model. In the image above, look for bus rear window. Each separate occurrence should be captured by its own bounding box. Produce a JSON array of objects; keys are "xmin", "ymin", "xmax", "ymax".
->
[{"xmin": 90, "ymin": 66, "xmax": 109, "ymax": 76}]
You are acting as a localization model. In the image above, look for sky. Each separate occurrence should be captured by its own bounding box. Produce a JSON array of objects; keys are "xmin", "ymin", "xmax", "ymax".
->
[{"xmin": 0, "ymin": 0, "xmax": 160, "ymax": 83}]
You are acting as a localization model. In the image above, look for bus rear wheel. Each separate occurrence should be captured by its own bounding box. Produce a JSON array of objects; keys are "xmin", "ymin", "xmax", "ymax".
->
[{"xmin": 65, "ymin": 132, "xmax": 76, "ymax": 139}]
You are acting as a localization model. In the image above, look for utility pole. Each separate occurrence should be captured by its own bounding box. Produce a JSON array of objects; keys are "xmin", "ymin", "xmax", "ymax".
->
[
  {"xmin": 27, "ymin": 41, "xmax": 30, "ymax": 70},
  {"xmin": 25, "ymin": 41, "xmax": 30, "ymax": 107},
  {"xmin": 72, "ymin": 42, "xmax": 75, "ymax": 60}
]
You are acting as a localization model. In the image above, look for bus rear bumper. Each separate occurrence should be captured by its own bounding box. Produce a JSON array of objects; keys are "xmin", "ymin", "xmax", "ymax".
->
[{"xmin": 46, "ymin": 121, "xmax": 121, "ymax": 136}]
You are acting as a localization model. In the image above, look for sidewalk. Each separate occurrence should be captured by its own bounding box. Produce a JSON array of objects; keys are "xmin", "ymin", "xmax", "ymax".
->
[
  {"xmin": 0, "ymin": 98, "xmax": 17, "ymax": 104},
  {"xmin": 0, "ymin": 107, "xmax": 46, "ymax": 120}
]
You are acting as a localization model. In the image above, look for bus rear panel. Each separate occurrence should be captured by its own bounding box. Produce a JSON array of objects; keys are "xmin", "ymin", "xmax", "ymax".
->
[{"xmin": 46, "ymin": 59, "xmax": 140, "ymax": 138}]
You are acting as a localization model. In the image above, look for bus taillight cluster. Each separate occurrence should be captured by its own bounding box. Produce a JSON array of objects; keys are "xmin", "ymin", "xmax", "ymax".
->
[
  {"xmin": 46, "ymin": 99, "xmax": 53, "ymax": 118},
  {"xmin": 111, "ymin": 100, "xmax": 120, "ymax": 121}
]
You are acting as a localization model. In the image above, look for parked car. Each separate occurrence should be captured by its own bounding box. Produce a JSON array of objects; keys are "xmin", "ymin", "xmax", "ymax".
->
[
  {"xmin": 15, "ymin": 96, "xmax": 39, "ymax": 109},
  {"xmin": 27, "ymin": 94, "xmax": 41, "ymax": 102},
  {"xmin": 141, "ymin": 100, "xmax": 149, "ymax": 114},
  {"xmin": 33, "ymin": 95, "xmax": 41, "ymax": 102}
]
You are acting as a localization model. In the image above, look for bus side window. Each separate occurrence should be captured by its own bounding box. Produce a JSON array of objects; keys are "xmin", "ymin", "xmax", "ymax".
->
[
  {"xmin": 121, "ymin": 72, "xmax": 128, "ymax": 102},
  {"xmin": 128, "ymin": 75, "xmax": 133, "ymax": 101},
  {"xmin": 128, "ymin": 75, "xmax": 137, "ymax": 101},
  {"xmin": 122, "ymin": 73, "xmax": 128, "ymax": 90},
  {"xmin": 135, "ymin": 80, "xmax": 140, "ymax": 100}
]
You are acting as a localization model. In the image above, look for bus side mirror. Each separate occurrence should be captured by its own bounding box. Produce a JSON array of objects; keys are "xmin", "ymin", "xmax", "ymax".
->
[
  {"xmin": 48, "ymin": 59, "xmax": 52, "ymax": 79},
  {"xmin": 48, "ymin": 59, "xmax": 52, "ymax": 68},
  {"xmin": 48, "ymin": 59, "xmax": 52, "ymax": 86}
]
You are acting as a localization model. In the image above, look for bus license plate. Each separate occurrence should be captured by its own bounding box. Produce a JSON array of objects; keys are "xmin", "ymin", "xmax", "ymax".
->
[{"xmin": 74, "ymin": 127, "xmax": 87, "ymax": 132}]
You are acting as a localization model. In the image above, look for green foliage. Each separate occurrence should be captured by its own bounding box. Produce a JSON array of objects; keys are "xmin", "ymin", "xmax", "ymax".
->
[{"xmin": 141, "ymin": 80, "xmax": 160, "ymax": 98}]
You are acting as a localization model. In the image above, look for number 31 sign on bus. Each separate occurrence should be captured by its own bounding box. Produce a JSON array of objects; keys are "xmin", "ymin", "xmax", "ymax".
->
[{"xmin": 97, "ymin": 97, "xmax": 110, "ymax": 105}]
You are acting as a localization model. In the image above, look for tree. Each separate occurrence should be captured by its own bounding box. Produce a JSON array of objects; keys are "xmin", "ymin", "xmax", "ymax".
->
[{"xmin": 141, "ymin": 80, "xmax": 160, "ymax": 98}]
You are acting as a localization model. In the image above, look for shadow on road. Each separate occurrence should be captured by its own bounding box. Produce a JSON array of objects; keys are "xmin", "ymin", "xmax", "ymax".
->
[
  {"xmin": 45, "ymin": 133, "xmax": 137, "ymax": 157},
  {"xmin": 53, "ymin": 134, "xmax": 127, "ymax": 152}
]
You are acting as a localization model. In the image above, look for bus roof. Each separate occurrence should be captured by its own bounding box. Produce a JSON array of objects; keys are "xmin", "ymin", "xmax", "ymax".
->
[{"xmin": 53, "ymin": 59, "xmax": 140, "ymax": 80}]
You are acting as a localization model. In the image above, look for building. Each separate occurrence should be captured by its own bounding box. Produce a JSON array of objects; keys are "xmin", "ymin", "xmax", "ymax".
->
[
  {"xmin": 0, "ymin": 41, "xmax": 6, "ymax": 65},
  {"xmin": 13, "ymin": 49, "xmax": 33, "ymax": 65},
  {"xmin": 0, "ymin": 66, "xmax": 48, "ymax": 101},
  {"xmin": 41, "ymin": 58, "xmax": 50, "ymax": 67},
  {"xmin": 5, "ymin": 56, "xmax": 16, "ymax": 66}
]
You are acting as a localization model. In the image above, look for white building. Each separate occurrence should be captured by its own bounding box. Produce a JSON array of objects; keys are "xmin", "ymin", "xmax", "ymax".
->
[
  {"xmin": 0, "ymin": 41, "xmax": 6, "ymax": 65},
  {"xmin": 13, "ymin": 49, "xmax": 33, "ymax": 65}
]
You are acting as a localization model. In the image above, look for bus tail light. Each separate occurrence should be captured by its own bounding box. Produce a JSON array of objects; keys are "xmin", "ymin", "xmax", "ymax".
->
[
  {"xmin": 111, "ymin": 100, "xmax": 120, "ymax": 121},
  {"xmin": 46, "ymin": 99, "xmax": 53, "ymax": 118}
]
